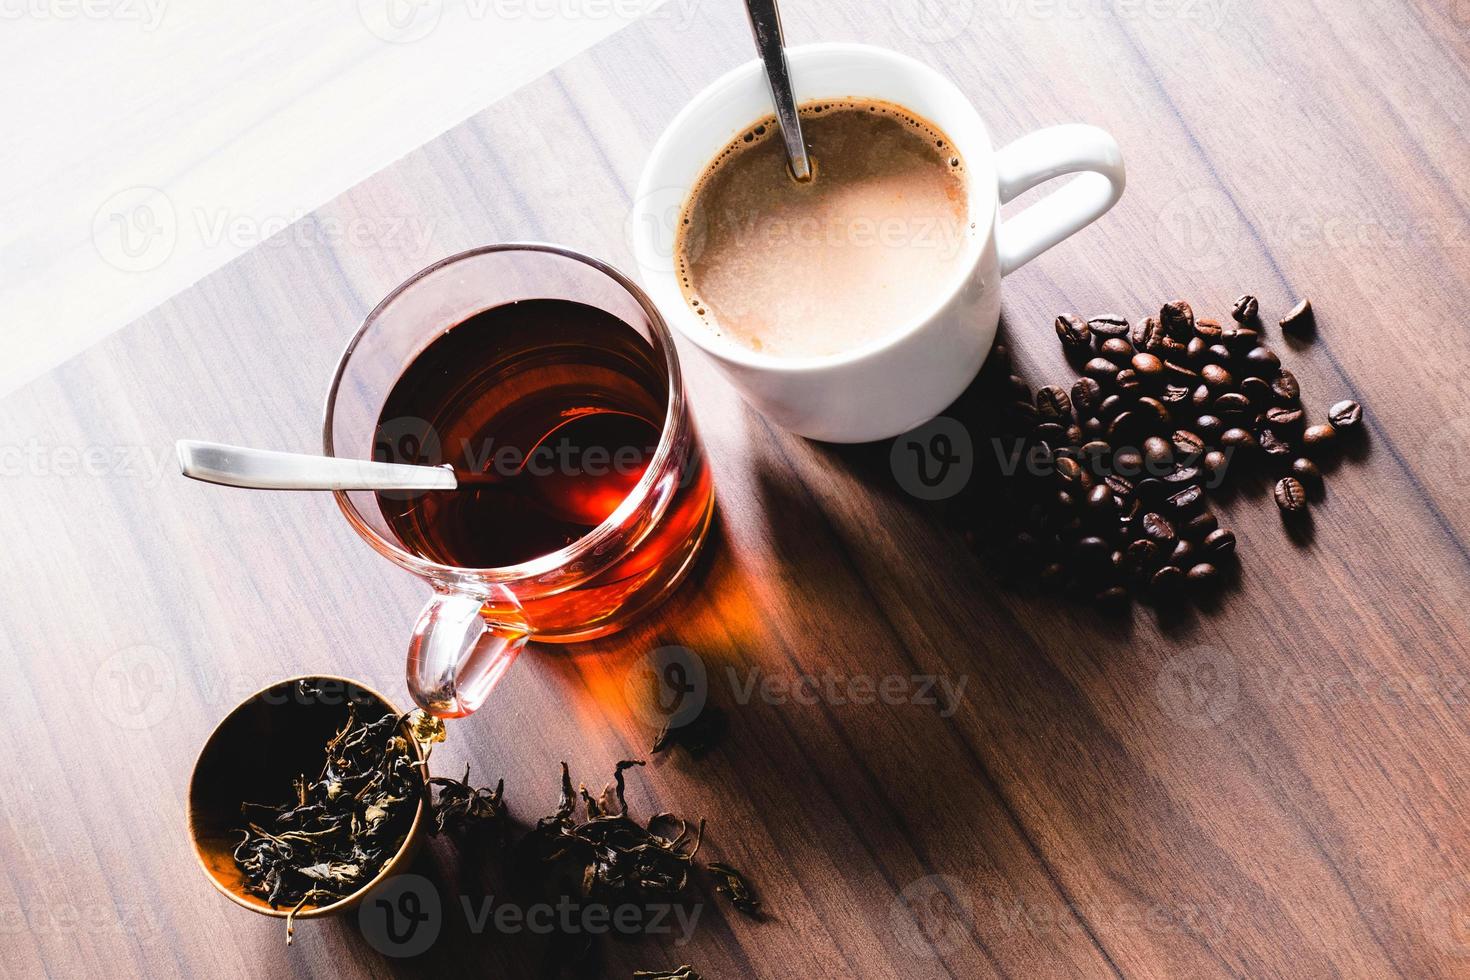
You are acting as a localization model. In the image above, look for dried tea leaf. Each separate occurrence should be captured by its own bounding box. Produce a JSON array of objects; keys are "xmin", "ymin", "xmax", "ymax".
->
[
  {"xmin": 634, "ymin": 968, "xmax": 702, "ymax": 979},
  {"xmin": 706, "ymin": 862, "xmax": 761, "ymax": 918},
  {"xmin": 427, "ymin": 764, "xmax": 507, "ymax": 840}
]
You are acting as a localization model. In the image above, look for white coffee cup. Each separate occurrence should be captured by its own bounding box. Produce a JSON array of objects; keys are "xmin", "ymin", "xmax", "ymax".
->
[{"xmin": 631, "ymin": 43, "xmax": 1125, "ymax": 444}]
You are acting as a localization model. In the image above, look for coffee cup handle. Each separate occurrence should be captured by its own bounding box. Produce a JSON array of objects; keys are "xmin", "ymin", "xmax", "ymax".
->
[
  {"xmin": 406, "ymin": 587, "xmax": 530, "ymax": 718},
  {"xmin": 994, "ymin": 124, "xmax": 1125, "ymax": 277}
]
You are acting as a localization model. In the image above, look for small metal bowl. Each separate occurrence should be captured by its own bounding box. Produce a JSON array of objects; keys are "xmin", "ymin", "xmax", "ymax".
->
[{"xmin": 187, "ymin": 675, "xmax": 429, "ymax": 923}]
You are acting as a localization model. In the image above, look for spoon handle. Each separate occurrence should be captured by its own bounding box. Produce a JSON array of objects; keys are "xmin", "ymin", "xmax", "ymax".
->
[
  {"xmin": 744, "ymin": 0, "xmax": 812, "ymax": 181},
  {"xmin": 176, "ymin": 440, "xmax": 458, "ymax": 491}
]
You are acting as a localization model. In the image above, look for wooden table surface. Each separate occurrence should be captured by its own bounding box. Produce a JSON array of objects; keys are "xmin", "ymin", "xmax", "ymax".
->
[{"xmin": 5, "ymin": 2, "xmax": 1470, "ymax": 977}]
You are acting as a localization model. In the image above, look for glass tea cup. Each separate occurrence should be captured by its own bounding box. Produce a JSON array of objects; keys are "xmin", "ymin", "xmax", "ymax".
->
[{"xmin": 324, "ymin": 244, "xmax": 714, "ymax": 718}]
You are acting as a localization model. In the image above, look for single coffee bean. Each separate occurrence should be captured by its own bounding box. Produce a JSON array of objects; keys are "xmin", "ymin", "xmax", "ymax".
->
[
  {"xmin": 1081, "ymin": 439, "xmax": 1112, "ymax": 462},
  {"xmin": 1160, "ymin": 300, "xmax": 1195, "ymax": 340},
  {"xmin": 1328, "ymin": 399, "xmax": 1363, "ymax": 430},
  {"xmin": 1265, "ymin": 405, "xmax": 1304, "ymax": 430},
  {"xmin": 1195, "ymin": 317, "xmax": 1223, "ymax": 340},
  {"xmin": 1085, "ymin": 482, "xmax": 1114, "ymax": 513},
  {"xmin": 1010, "ymin": 401, "xmax": 1040, "ymax": 426},
  {"xmin": 1135, "ymin": 477, "xmax": 1169, "ymax": 503},
  {"xmin": 1202, "ymin": 528, "xmax": 1236, "ymax": 557},
  {"xmin": 1214, "ymin": 392, "xmax": 1252, "ymax": 415},
  {"xmin": 1131, "ymin": 352, "xmax": 1164, "ymax": 378},
  {"xmin": 1088, "ymin": 314, "xmax": 1130, "ymax": 338},
  {"xmin": 1302, "ymin": 423, "xmax": 1337, "ymax": 455},
  {"xmin": 1170, "ymin": 539, "xmax": 1197, "ymax": 567},
  {"xmin": 1194, "ymin": 414, "xmax": 1224, "ymax": 439},
  {"xmin": 1131, "ymin": 316, "xmax": 1166, "ymax": 351},
  {"xmin": 1100, "ymin": 337, "xmax": 1135, "ymax": 364},
  {"xmin": 1151, "ymin": 564, "xmax": 1185, "ymax": 594},
  {"xmin": 1105, "ymin": 474, "xmax": 1135, "ymax": 499},
  {"xmin": 1162, "ymin": 383, "xmax": 1191, "ymax": 405},
  {"xmin": 1164, "ymin": 359, "xmax": 1200, "ymax": 382},
  {"xmin": 1191, "ymin": 384, "xmax": 1213, "ymax": 410},
  {"xmin": 1201, "ymin": 363, "xmax": 1233, "ymax": 390},
  {"xmin": 1163, "ymin": 464, "xmax": 1202, "ymax": 485},
  {"xmin": 1085, "ymin": 357, "xmax": 1120, "ymax": 382},
  {"xmin": 1273, "ymin": 476, "xmax": 1308, "ymax": 513},
  {"xmin": 1095, "ymin": 585, "xmax": 1131, "ymax": 613},
  {"xmin": 1136, "ymin": 396, "xmax": 1170, "ymax": 425},
  {"xmin": 1036, "ymin": 384, "xmax": 1073, "ymax": 420},
  {"xmin": 1242, "ymin": 346, "xmax": 1281, "ymax": 376},
  {"xmin": 1008, "ymin": 374, "xmax": 1032, "ymax": 401},
  {"xmin": 1186, "ymin": 562, "xmax": 1220, "ymax": 588},
  {"xmin": 1291, "ymin": 457, "xmax": 1323, "ymax": 495},
  {"xmin": 1222, "ymin": 325, "xmax": 1260, "ymax": 351},
  {"xmin": 1202, "ymin": 449, "xmax": 1228, "ymax": 480},
  {"xmin": 1279, "ymin": 298, "xmax": 1313, "ymax": 334},
  {"xmin": 1098, "ymin": 394, "xmax": 1124, "ymax": 419},
  {"xmin": 1055, "ymin": 455, "xmax": 1083, "ymax": 486},
  {"xmin": 1206, "ymin": 343, "xmax": 1232, "ymax": 364},
  {"xmin": 1071, "ymin": 377, "xmax": 1102, "ymax": 415},
  {"xmin": 1143, "ymin": 435, "xmax": 1173, "ymax": 469},
  {"xmin": 1272, "ymin": 368, "xmax": 1300, "ymax": 403},
  {"xmin": 1168, "ymin": 484, "xmax": 1204, "ymax": 512},
  {"xmin": 1128, "ymin": 538, "xmax": 1161, "ymax": 567},
  {"xmin": 1171, "ymin": 429, "xmax": 1205, "ymax": 458},
  {"xmin": 1108, "ymin": 411, "xmax": 1142, "ymax": 440},
  {"xmin": 1055, "ymin": 489, "xmax": 1078, "ymax": 510},
  {"xmin": 1183, "ymin": 510, "xmax": 1219, "ymax": 539},
  {"xmin": 1240, "ymin": 376, "xmax": 1274, "ymax": 406},
  {"xmin": 1055, "ymin": 314, "xmax": 1091, "ymax": 351},
  {"xmin": 1220, "ymin": 427, "xmax": 1258, "ymax": 451},
  {"xmin": 1075, "ymin": 534, "xmax": 1111, "ymax": 564},
  {"xmin": 1115, "ymin": 368, "xmax": 1141, "ymax": 394},
  {"xmin": 1186, "ymin": 337, "xmax": 1208, "ymax": 362},
  {"xmin": 1113, "ymin": 447, "xmax": 1143, "ymax": 475},
  {"xmin": 1039, "ymin": 562, "xmax": 1068, "ymax": 591},
  {"xmin": 1231, "ymin": 294, "xmax": 1259, "ymax": 322},
  {"xmin": 1066, "ymin": 423, "xmax": 1083, "ymax": 445},
  {"xmin": 1036, "ymin": 422, "xmax": 1068, "ymax": 446},
  {"xmin": 1141, "ymin": 512, "xmax": 1176, "ymax": 545},
  {"xmin": 1259, "ymin": 427, "xmax": 1293, "ymax": 458}
]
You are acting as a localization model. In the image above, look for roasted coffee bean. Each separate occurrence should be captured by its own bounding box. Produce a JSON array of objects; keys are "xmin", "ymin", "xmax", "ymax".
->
[
  {"xmin": 1191, "ymin": 384, "xmax": 1213, "ymax": 410},
  {"xmin": 1202, "ymin": 449, "xmax": 1229, "ymax": 480},
  {"xmin": 1162, "ymin": 383, "xmax": 1191, "ymax": 404},
  {"xmin": 1087, "ymin": 314, "xmax": 1130, "ymax": 339},
  {"xmin": 1231, "ymin": 294, "xmax": 1259, "ymax": 321},
  {"xmin": 1259, "ymin": 428, "xmax": 1293, "ymax": 458},
  {"xmin": 1220, "ymin": 427, "xmax": 1258, "ymax": 451},
  {"xmin": 1081, "ymin": 439, "xmax": 1112, "ymax": 462},
  {"xmin": 1039, "ymin": 562, "xmax": 1068, "ymax": 591},
  {"xmin": 1186, "ymin": 562, "xmax": 1220, "ymax": 588},
  {"xmin": 1328, "ymin": 399, "xmax": 1362, "ymax": 430},
  {"xmin": 1085, "ymin": 357, "xmax": 1121, "ymax": 382},
  {"xmin": 1143, "ymin": 435, "xmax": 1173, "ymax": 469},
  {"xmin": 1222, "ymin": 325, "xmax": 1260, "ymax": 350},
  {"xmin": 1066, "ymin": 424, "xmax": 1084, "ymax": 445},
  {"xmin": 1131, "ymin": 316, "xmax": 1166, "ymax": 351},
  {"xmin": 1075, "ymin": 535, "xmax": 1111, "ymax": 565},
  {"xmin": 1055, "ymin": 314, "xmax": 1091, "ymax": 351},
  {"xmin": 1008, "ymin": 374, "xmax": 1033, "ymax": 401},
  {"xmin": 1273, "ymin": 476, "xmax": 1308, "ymax": 513},
  {"xmin": 1206, "ymin": 343, "xmax": 1232, "ymax": 364},
  {"xmin": 1164, "ymin": 360, "xmax": 1199, "ymax": 382},
  {"xmin": 1095, "ymin": 585, "xmax": 1131, "ymax": 612},
  {"xmin": 1141, "ymin": 512, "xmax": 1176, "ymax": 545},
  {"xmin": 1036, "ymin": 385, "xmax": 1073, "ymax": 420},
  {"xmin": 1240, "ymin": 376, "xmax": 1273, "ymax": 406},
  {"xmin": 1279, "ymin": 298, "xmax": 1313, "ymax": 334},
  {"xmin": 1168, "ymin": 484, "xmax": 1204, "ymax": 512},
  {"xmin": 1136, "ymin": 396, "xmax": 1170, "ymax": 425},
  {"xmin": 1194, "ymin": 414, "xmax": 1224, "ymax": 439},
  {"xmin": 1151, "ymin": 564, "xmax": 1184, "ymax": 594},
  {"xmin": 1164, "ymin": 464, "xmax": 1201, "ymax": 485},
  {"xmin": 1302, "ymin": 423, "xmax": 1337, "ymax": 455},
  {"xmin": 1242, "ymin": 346, "xmax": 1280, "ymax": 376},
  {"xmin": 1160, "ymin": 300, "xmax": 1195, "ymax": 340},
  {"xmin": 1098, "ymin": 394, "xmax": 1124, "ymax": 419},
  {"xmin": 1135, "ymin": 477, "xmax": 1169, "ymax": 503},
  {"xmin": 1195, "ymin": 317, "xmax": 1223, "ymax": 340},
  {"xmin": 1115, "ymin": 368, "xmax": 1141, "ymax": 394},
  {"xmin": 1291, "ymin": 457, "xmax": 1322, "ymax": 495},
  {"xmin": 1035, "ymin": 422, "xmax": 1069, "ymax": 446},
  {"xmin": 1265, "ymin": 405, "xmax": 1304, "ymax": 430},
  {"xmin": 1170, "ymin": 539, "xmax": 1197, "ymax": 567},
  {"xmin": 1183, "ymin": 510, "xmax": 1219, "ymax": 539},
  {"xmin": 1071, "ymin": 377, "xmax": 1102, "ymax": 415},
  {"xmin": 1131, "ymin": 352, "xmax": 1164, "ymax": 378},
  {"xmin": 1128, "ymin": 538, "xmax": 1161, "ymax": 568},
  {"xmin": 1272, "ymin": 368, "xmax": 1300, "ymax": 403},
  {"xmin": 1100, "ymin": 337, "xmax": 1135, "ymax": 364},
  {"xmin": 1202, "ymin": 528, "xmax": 1236, "ymax": 557},
  {"xmin": 1201, "ymin": 363, "xmax": 1233, "ymax": 390},
  {"xmin": 1055, "ymin": 489, "xmax": 1078, "ymax": 510},
  {"xmin": 1108, "ymin": 411, "xmax": 1143, "ymax": 440},
  {"xmin": 1106, "ymin": 474, "xmax": 1136, "ymax": 499},
  {"xmin": 1055, "ymin": 455, "xmax": 1083, "ymax": 486},
  {"xmin": 1085, "ymin": 483, "xmax": 1115, "ymax": 515},
  {"xmin": 1113, "ymin": 448, "xmax": 1143, "ymax": 475},
  {"xmin": 1186, "ymin": 337, "xmax": 1208, "ymax": 362},
  {"xmin": 1172, "ymin": 429, "xmax": 1205, "ymax": 458},
  {"xmin": 1214, "ymin": 392, "xmax": 1252, "ymax": 415},
  {"xmin": 1082, "ymin": 416, "xmax": 1105, "ymax": 438},
  {"xmin": 1010, "ymin": 400, "xmax": 1040, "ymax": 426}
]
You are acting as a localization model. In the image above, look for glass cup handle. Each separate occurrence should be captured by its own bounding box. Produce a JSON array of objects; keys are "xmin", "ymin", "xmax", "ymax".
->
[{"xmin": 406, "ymin": 586, "xmax": 530, "ymax": 718}]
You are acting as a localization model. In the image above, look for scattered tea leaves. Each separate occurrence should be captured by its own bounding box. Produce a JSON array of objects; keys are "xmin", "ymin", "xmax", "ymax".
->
[
  {"xmin": 706, "ymin": 861, "xmax": 761, "ymax": 919},
  {"xmin": 427, "ymin": 764, "xmax": 507, "ymax": 841}
]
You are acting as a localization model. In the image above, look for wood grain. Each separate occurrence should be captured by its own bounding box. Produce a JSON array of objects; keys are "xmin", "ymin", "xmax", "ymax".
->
[{"xmin": 3, "ymin": 1, "xmax": 1470, "ymax": 977}]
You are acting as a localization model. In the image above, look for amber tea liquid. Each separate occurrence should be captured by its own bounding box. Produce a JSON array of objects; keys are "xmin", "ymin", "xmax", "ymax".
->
[{"xmin": 372, "ymin": 298, "xmax": 712, "ymax": 639}]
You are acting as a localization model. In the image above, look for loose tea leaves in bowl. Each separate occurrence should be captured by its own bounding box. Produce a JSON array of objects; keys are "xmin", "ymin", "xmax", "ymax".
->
[{"xmin": 230, "ymin": 680, "xmax": 436, "ymax": 940}]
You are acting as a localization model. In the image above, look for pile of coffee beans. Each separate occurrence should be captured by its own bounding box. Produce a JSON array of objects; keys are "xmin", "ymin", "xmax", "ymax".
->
[{"xmin": 971, "ymin": 296, "xmax": 1362, "ymax": 612}]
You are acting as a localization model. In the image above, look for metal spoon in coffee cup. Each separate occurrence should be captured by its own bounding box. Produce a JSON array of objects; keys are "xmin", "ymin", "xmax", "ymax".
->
[{"xmin": 743, "ymin": 0, "xmax": 812, "ymax": 181}]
